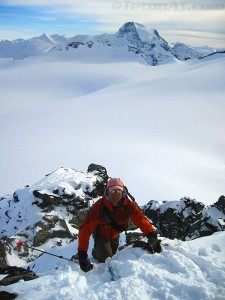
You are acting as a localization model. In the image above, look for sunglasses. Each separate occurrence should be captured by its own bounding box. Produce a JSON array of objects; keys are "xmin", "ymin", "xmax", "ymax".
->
[{"xmin": 109, "ymin": 189, "xmax": 123, "ymax": 193}]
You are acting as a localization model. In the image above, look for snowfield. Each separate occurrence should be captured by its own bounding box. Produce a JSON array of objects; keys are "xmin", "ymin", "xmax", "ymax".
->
[
  {"xmin": 0, "ymin": 50, "xmax": 224, "ymax": 205},
  {"xmin": 2, "ymin": 231, "xmax": 225, "ymax": 300},
  {"xmin": 0, "ymin": 24, "xmax": 225, "ymax": 300}
]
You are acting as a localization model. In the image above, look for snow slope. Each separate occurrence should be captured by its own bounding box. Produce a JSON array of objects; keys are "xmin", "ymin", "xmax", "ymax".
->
[
  {"xmin": 0, "ymin": 50, "xmax": 224, "ymax": 205},
  {"xmin": 2, "ymin": 231, "xmax": 225, "ymax": 300}
]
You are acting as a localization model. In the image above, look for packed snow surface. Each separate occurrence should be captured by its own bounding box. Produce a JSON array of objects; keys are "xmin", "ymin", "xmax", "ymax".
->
[
  {"xmin": 2, "ymin": 231, "xmax": 225, "ymax": 300},
  {"xmin": 0, "ymin": 48, "xmax": 224, "ymax": 205}
]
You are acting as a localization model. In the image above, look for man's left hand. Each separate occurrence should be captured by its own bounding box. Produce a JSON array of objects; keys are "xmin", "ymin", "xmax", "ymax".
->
[{"xmin": 147, "ymin": 231, "xmax": 162, "ymax": 253}]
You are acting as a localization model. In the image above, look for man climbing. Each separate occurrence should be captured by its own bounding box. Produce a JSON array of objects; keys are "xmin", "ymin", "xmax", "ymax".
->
[{"xmin": 76, "ymin": 178, "xmax": 161, "ymax": 272}]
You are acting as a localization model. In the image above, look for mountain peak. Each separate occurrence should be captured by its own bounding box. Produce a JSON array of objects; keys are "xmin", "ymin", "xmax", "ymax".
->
[
  {"xmin": 117, "ymin": 22, "xmax": 162, "ymax": 44},
  {"xmin": 118, "ymin": 21, "xmax": 145, "ymax": 32},
  {"xmin": 33, "ymin": 33, "xmax": 55, "ymax": 44}
]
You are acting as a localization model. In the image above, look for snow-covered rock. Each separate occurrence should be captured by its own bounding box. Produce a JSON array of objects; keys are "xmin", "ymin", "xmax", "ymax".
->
[
  {"xmin": 0, "ymin": 164, "xmax": 108, "ymax": 265},
  {"xmin": 142, "ymin": 197, "xmax": 225, "ymax": 240}
]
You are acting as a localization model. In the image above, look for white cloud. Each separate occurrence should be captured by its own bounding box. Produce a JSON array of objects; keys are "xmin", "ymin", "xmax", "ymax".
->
[
  {"xmin": 3, "ymin": 0, "xmax": 225, "ymax": 13},
  {"xmin": 0, "ymin": 27, "xmax": 34, "ymax": 40},
  {"xmin": 1, "ymin": 0, "xmax": 225, "ymax": 47},
  {"xmin": 161, "ymin": 29, "xmax": 225, "ymax": 47}
]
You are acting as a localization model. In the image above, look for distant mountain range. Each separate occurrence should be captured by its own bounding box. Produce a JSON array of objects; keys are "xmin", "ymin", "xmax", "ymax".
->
[{"xmin": 0, "ymin": 22, "xmax": 224, "ymax": 65}]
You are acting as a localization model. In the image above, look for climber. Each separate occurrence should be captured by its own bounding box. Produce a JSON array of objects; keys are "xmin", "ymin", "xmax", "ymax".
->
[{"xmin": 75, "ymin": 177, "xmax": 161, "ymax": 272}]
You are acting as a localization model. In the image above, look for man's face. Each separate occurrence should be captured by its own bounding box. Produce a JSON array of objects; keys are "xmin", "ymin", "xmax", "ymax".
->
[{"xmin": 108, "ymin": 189, "xmax": 123, "ymax": 207}]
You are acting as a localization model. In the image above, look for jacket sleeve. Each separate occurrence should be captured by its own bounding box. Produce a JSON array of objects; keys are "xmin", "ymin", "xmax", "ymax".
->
[
  {"xmin": 128, "ymin": 201, "xmax": 155, "ymax": 236},
  {"xmin": 78, "ymin": 200, "xmax": 101, "ymax": 252}
]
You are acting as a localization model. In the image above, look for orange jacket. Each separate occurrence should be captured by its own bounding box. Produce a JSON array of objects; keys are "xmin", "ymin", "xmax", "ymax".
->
[{"xmin": 78, "ymin": 195, "xmax": 155, "ymax": 252}]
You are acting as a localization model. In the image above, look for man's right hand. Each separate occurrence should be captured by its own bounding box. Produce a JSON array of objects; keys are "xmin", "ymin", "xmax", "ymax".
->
[
  {"xmin": 78, "ymin": 250, "xmax": 93, "ymax": 273},
  {"xmin": 79, "ymin": 258, "xmax": 93, "ymax": 273}
]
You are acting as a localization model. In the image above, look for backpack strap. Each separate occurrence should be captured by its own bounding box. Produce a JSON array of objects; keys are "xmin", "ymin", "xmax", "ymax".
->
[
  {"xmin": 124, "ymin": 186, "xmax": 136, "ymax": 203},
  {"xmin": 100, "ymin": 199, "xmax": 128, "ymax": 233},
  {"xmin": 104, "ymin": 210, "xmax": 128, "ymax": 232}
]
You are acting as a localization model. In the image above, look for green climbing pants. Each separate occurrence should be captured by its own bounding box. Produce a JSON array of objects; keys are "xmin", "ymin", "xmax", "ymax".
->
[{"xmin": 92, "ymin": 232, "xmax": 120, "ymax": 263}]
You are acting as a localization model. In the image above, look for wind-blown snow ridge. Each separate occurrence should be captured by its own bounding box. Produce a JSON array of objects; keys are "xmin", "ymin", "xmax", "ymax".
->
[
  {"xmin": 0, "ymin": 22, "xmax": 224, "ymax": 64},
  {"xmin": 2, "ymin": 232, "xmax": 225, "ymax": 300}
]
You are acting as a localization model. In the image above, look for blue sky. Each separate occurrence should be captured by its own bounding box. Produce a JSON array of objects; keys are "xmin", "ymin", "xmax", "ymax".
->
[{"xmin": 0, "ymin": 0, "xmax": 225, "ymax": 47}]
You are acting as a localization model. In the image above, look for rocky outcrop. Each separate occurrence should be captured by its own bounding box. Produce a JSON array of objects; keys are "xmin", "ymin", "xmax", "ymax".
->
[
  {"xmin": 32, "ymin": 216, "xmax": 74, "ymax": 247},
  {"xmin": 0, "ymin": 262, "xmax": 38, "ymax": 286},
  {"xmin": 0, "ymin": 241, "xmax": 8, "ymax": 266},
  {"xmin": 214, "ymin": 195, "xmax": 225, "ymax": 213},
  {"xmin": 0, "ymin": 291, "xmax": 18, "ymax": 300},
  {"xmin": 65, "ymin": 41, "xmax": 93, "ymax": 50},
  {"xmin": 142, "ymin": 196, "xmax": 225, "ymax": 240},
  {"xmin": 32, "ymin": 164, "xmax": 108, "ymax": 211}
]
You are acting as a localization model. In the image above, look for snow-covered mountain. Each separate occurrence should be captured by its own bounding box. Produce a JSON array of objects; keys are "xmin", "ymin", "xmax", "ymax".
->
[
  {"xmin": 171, "ymin": 42, "xmax": 224, "ymax": 60},
  {"xmin": 112, "ymin": 22, "xmax": 173, "ymax": 65},
  {"xmin": 0, "ymin": 22, "xmax": 224, "ymax": 64},
  {"xmin": 0, "ymin": 164, "xmax": 225, "ymax": 299},
  {"xmin": 171, "ymin": 43, "xmax": 202, "ymax": 60},
  {"xmin": 0, "ymin": 34, "xmax": 56, "ymax": 60}
]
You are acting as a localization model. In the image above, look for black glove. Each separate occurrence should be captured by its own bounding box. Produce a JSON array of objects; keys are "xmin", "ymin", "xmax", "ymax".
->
[
  {"xmin": 78, "ymin": 251, "xmax": 93, "ymax": 273},
  {"xmin": 147, "ymin": 231, "xmax": 162, "ymax": 253}
]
